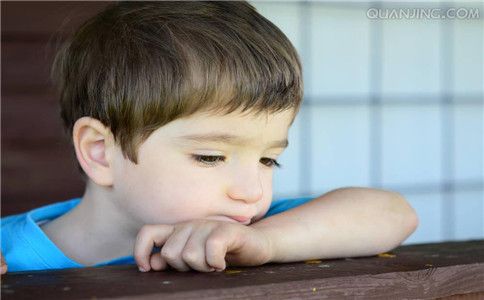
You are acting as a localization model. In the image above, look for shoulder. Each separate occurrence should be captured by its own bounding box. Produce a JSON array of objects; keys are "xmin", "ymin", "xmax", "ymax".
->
[
  {"xmin": 1, "ymin": 199, "xmax": 83, "ymax": 272},
  {"xmin": 1, "ymin": 210, "xmax": 46, "ymax": 272},
  {"xmin": 265, "ymin": 196, "xmax": 314, "ymax": 218}
]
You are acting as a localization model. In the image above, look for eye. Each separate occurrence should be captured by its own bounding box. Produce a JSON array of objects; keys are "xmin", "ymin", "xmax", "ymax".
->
[
  {"xmin": 191, "ymin": 155, "xmax": 225, "ymax": 166},
  {"xmin": 260, "ymin": 158, "xmax": 281, "ymax": 168}
]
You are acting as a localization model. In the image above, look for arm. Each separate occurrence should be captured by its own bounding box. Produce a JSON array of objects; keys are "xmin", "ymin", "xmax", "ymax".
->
[
  {"xmin": 134, "ymin": 187, "xmax": 418, "ymax": 272},
  {"xmin": 251, "ymin": 187, "xmax": 419, "ymax": 262}
]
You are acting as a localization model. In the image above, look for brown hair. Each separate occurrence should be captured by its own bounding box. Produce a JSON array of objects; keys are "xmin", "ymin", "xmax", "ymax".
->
[{"xmin": 51, "ymin": 1, "xmax": 303, "ymax": 163}]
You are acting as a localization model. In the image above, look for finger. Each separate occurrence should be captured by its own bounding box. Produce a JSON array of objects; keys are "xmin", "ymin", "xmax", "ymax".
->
[
  {"xmin": 206, "ymin": 226, "xmax": 231, "ymax": 271},
  {"xmin": 134, "ymin": 224, "xmax": 174, "ymax": 272},
  {"xmin": 182, "ymin": 225, "xmax": 215, "ymax": 272},
  {"xmin": 0, "ymin": 251, "xmax": 7, "ymax": 275},
  {"xmin": 149, "ymin": 251, "xmax": 169, "ymax": 271},
  {"xmin": 161, "ymin": 225, "xmax": 193, "ymax": 272}
]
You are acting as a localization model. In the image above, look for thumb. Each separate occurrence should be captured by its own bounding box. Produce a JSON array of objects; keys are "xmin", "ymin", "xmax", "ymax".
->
[{"xmin": 134, "ymin": 224, "xmax": 174, "ymax": 272}]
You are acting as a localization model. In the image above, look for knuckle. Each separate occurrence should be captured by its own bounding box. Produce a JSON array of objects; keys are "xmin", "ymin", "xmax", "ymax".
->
[
  {"xmin": 182, "ymin": 249, "xmax": 199, "ymax": 264},
  {"xmin": 161, "ymin": 248, "xmax": 178, "ymax": 262},
  {"xmin": 207, "ymin": 235, "xmax": 226, "ymax": 249},
  {"xmin": 137, "ymin": 225, "xmax": 154, "ymax": 237},
  {"xmin": 182, "ymin": 247, "xmax": 200, "ymax": 264}
]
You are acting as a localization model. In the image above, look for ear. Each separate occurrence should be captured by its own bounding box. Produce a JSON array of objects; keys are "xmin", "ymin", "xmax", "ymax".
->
[{"xmin": 73, "ymin": 117, "xmax": 115, "ymax": 187}]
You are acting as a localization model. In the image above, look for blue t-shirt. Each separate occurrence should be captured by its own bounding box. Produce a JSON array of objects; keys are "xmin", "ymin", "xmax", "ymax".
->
[{"xmin": 1, "ymin": 197, "xmax": 313, "ymax": 272}]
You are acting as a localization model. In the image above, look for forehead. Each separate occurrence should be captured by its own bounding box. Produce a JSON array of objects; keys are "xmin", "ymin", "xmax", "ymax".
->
[
  {"xmin": 180, "ymin": 108, "xmax": 296, "ymax": 129},
  {"xmin": 146, "ymin": 108, "xmax": 296, "ymax": 148}
]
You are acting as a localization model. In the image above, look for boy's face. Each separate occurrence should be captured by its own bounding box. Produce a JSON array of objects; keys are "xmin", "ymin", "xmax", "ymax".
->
[{"xmin": 109, "ymin": 108, "xmax": 295, "ymax": 227}]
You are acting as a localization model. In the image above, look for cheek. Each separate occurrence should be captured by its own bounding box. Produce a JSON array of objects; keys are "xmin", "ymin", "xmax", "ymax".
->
[
  {"xmin": 127, "ymin": 165, "xmax": 218, "ymax": 223},
  {"xmin": 255, "ymin": 171, "xmax": 274, "ymax": 218}
]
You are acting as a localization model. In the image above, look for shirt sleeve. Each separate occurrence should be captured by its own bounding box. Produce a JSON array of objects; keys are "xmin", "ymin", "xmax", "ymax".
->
[{"xmin": 264, "ymin": 197, "xmax": 314, "ymax": 218}]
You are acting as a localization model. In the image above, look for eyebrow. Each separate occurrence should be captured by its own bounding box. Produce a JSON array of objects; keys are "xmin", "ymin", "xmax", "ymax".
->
[{"xmin": 176, "ymin": 133, "xmax": 289, "ymax": 149}]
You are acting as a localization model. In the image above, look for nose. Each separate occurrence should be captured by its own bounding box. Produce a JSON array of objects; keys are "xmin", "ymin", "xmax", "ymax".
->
[{"xmin": 227, "ymin": 165, "xmax": 264, "ymax": 204}]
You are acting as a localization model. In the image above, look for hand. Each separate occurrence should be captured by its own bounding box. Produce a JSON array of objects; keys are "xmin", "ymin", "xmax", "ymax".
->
[
  {"xmin": 1, "ymin": 250, "xmax": 7, "ymax": 275},
  {"xmin": 134, "ymin": 220, "xmax": 273, "ymax": 272}
]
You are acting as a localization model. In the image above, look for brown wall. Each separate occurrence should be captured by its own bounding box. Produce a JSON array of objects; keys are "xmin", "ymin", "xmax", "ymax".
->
[{"xmin": 1, "ymin": 2, "xmax": 112, "ymax": 216}]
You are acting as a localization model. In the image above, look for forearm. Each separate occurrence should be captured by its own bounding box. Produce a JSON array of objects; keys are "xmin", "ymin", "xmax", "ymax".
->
[{"xmin": 251, "ymin": 187, "xmax": 419, "ymax": 262}]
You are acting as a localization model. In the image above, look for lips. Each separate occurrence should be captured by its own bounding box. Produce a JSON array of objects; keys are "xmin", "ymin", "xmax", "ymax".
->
[
  {"xmin": 207, "ymin": 215, "xmax": 252, "ymax": 225},
  {"xmin": 228, "ymin": 216, "xmax": 251, "ymax": 224}
]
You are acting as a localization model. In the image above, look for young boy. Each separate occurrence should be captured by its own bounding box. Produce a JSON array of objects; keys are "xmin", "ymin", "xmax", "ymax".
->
[{"xmin": 1, "ymin": 1, "xmax": 418, "ymax": 274}]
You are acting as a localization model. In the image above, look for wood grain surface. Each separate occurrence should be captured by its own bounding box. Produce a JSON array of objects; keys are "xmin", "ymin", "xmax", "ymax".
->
[
  {"xmin": 2, "ymin": 241, "xmax": 483, "ymax": 300},
  {"xmin": 1, "ymin": 2, "xmax": 110, "ymax": 216}
]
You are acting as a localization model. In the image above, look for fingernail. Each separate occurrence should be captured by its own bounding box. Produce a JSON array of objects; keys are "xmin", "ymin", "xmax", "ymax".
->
[{"xmin": 138, "ymin": 266, "xmax": 147, "ymax": 272}]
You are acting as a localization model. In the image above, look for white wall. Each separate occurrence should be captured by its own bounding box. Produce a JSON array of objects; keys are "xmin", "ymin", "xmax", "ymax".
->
[{"xmin": 251, "ymin": 1, "xmax": 483, "ymax": 244}]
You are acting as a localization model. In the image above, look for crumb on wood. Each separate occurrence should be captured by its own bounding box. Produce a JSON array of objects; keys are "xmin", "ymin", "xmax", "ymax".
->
[
  {"xmin": 305, "ymin": 260, "xmax": 322, "ymax": 264},
  {"xmin": 224, "ymin": 270, "xmax": 243, "ymax": 274},
  {"xmin": 378, "ymin": 253, "xmax": 396, "ymax": 258}
]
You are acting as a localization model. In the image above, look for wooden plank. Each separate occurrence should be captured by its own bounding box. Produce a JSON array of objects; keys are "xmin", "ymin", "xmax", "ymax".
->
[
  {"xmin": 2, "ymin": 2, "xmax": 111, "ymax": 88},
  {"xmin": 1, "ymin": 41, "xmax": 58, "ymax": 88},
  {"xmin": 1, "ymin": 89, "xmax": 65, "ymax": 140},
  {"xmin": 441, "ymin": 292, "xmax": 484, "ymax": 300},
  {"xmin": 1, "ymin": 1, "xmax": 111, "ymax": 36},
  {"xmin": 1, "ymin": 241, "xmax": 483, "ymax": 299},
  {"xmin": 1, "ymin": 141, "xmax": 84, "ymax": 216}
]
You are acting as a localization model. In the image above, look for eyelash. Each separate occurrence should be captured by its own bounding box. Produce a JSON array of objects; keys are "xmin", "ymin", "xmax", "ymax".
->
[
  {"xmin": 191, "ymin": 155, "xmax": 281, "ymax": 168},
  {"xmin": 191, "ymin": 155, "xmax": 225, "ymax": 165}
]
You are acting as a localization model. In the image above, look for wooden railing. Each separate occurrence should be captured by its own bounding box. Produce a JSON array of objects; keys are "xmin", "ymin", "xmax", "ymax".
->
[{"xmin": 2, "ymin": 240, "xmax": 483, "ymax": 299}]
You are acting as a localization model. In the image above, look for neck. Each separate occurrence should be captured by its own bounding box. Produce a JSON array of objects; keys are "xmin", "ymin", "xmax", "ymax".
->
[{"xmin": 41, "ymin": 183, "xmax": 142, "ymax": 266}]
